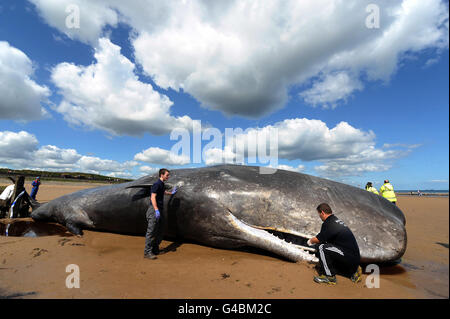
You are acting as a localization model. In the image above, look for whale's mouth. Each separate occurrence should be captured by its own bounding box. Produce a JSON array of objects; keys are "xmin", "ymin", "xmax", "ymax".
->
[
  {"xmin": 265, "ymin": 229, "xmax": 312, "ymax": 249},
  {"xmin": 225, "ymin": 209, "xmax": 318, "ymax": 262},
  {"xmin": 251, "ymin": 226, "xmax": 316, "ymax": 253}
]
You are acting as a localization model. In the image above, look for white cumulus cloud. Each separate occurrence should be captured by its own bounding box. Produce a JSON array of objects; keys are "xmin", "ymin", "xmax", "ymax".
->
[
  {"xmin": 51, "ymin": 38, "xmax": 194, "ymax": 136},
  {"xmin": 139, "ymin": 165, "xmax": 159, "ymax": 174},
  {"xmin": 30, "ymin": 0, "xmax": 448, "ymax": 117},
  {"xmin": 275, "ymin": 164, "xmax": 305, "ymax": 173},
  {"xmin": 0, "ymin": 41, "xmax": 50, "ymax": 120},
  {"xmin": 0, "ymin": 130, "xmax": 138, "ymax": 176},
  {"xmin": 229, "ymin": 119, "xmax": 376, "ymax": 162},
  {"xmin": 0, "ymin": 131, "xmax": 39, "ymax": 160},
  {"xmin": 77, "ymin": 156, "xmax": 138, "ymax": 174},
  {"xmin": 29, "ymin": 0, "xmax": 119, "ymax": 44},
  {"xmin": 203, "ymin": 146, "xmax": 237, "ymax": 166},
  {"xmin": 265, "ymin": 164, "xmax": 305, "ymax": 173},
  {"xmin": 300, "ymin": 72, "xmax": 363, "ymax": 108},
  {"xmin": 134, "ymin": 147, "xmax": 190, "ymax": 166},
  {"xmin": 222, "ymin": 118, "xmax": 414, "ymax": 177}
]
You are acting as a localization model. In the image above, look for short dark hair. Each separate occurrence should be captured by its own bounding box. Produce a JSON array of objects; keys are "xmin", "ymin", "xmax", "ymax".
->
[
  {"xmin": 159, "ymin": 168, "xmax": 170, "ymax": 177},
  {"xmin": 316, "ymin": 203, "xmax": 332, "ymax": 215}
]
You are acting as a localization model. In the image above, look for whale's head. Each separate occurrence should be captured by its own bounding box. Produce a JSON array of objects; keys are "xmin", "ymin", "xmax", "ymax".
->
[{"xmin": 163, "ymin": 165, "xmax": 407, "ymax": 263}]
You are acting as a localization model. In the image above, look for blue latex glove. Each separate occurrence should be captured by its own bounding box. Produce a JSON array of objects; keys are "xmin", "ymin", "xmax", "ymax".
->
[
  {"xmin": 171, "ymin": 186, "xmax": 178, "ymax": 194},
  {"xmin": 155, "ymin": 209, "xmax": 160, "ymax": 219}
]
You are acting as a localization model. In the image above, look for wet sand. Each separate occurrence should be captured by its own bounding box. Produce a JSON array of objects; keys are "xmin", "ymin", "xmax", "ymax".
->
[{"xmin": 0, "ymin": 183, "xmax": 448, "ymax": 299}]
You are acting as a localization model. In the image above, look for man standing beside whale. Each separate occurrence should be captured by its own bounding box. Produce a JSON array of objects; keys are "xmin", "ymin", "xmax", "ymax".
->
[{"xmin": 144, "ymin": 168, "xmax": 178, "ymax": 260}]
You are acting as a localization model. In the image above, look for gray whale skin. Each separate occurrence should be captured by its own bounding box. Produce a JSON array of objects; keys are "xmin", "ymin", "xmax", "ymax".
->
[{"xmin": 31, "ymin": 165, "xmax": 407, "ymax": 263}]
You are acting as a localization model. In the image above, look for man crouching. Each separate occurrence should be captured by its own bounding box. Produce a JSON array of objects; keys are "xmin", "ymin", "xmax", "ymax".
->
[{"xmin": 307, "ymin": 203, "xmax": 362, "ymax": 285}]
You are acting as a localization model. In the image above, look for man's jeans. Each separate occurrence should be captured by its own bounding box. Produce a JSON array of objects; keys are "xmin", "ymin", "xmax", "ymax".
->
[{"xmin": 144, "ymin": 206, "xmax": 164, "ymax": 255}]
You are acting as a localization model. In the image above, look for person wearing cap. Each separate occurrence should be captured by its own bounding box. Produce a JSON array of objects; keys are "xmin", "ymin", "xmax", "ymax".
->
[
  {"xmin": 144, "ymin": 168, "xmax": 178, "ymax": 260},
  {"xmin": 379, "ymin": 179, "xmax": 397, "ymax": 205},
  {"xmin": 365, "ymin": 182, "xmax": 379, "ymax": 195},
  {"xmin": 30, "ymin": 177, "xmax": 41, "ymax": 200}
]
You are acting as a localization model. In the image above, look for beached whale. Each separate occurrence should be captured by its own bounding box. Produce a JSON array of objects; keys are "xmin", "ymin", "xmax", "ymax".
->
[{"xmin": 31, "ymin": 165, "xmax": 407, "ymax": 263}]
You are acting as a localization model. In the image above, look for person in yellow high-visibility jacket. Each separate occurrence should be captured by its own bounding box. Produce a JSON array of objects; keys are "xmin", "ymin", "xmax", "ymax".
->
[
  {"xmin": 365, "ymin": 182, "xmax": 379, "ymax": 195},
  {"xmin": 379, "ymin": 180, "xmax": 397, "ymax": 205}
]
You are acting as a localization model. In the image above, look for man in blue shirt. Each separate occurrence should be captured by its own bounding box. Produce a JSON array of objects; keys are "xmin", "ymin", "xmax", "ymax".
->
[
  {"xmin": 144, "ymin": 168, "xmax": 178, "ymax": 260},
  {"xmin": 30, "ymin": 177, "xmax": 41, "ymax": 200},
  {"xmin": 307, "ymin": 203, "xmax": 362, "ymax": 285}
]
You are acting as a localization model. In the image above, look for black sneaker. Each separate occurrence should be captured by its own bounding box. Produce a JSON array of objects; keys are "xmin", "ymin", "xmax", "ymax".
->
[
  {"xmin": 152, "ymin": 247, "xmax": 160, "ymax": 255},
  {"xmin": 144, "ymin": 253, "xmax": 157, "ymax": 260},
  {"xmin": 314, "ymin": 264, "xmax": 324, "ymax": 276},
  {"xmin": 313, "ymin": 274, "xmax": 337, "ymax": 285},
  {"xmin": 351, "ymin": 266, "xmax": 362, "ymax": 283}
]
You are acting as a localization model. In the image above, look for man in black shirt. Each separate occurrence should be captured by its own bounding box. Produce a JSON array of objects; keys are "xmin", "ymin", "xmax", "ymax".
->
[
  {"xmin": 307, "ymin": 203, "xmax": 362, "ymax": 285},
  {"xmin": 144, "ymin": 168, "xmax": 178, "ymax": 260}
]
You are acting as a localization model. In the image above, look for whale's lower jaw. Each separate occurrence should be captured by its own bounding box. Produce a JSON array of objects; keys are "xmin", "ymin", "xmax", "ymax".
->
[{"xmin": 225, "ymin": 211, "xmax": 318, "ymax": 263}]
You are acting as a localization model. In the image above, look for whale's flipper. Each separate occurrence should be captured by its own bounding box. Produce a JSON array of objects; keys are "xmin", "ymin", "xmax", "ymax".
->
[
  {"xmin": 24, "ymin": 192, "xmax": 41, "ymax": 211},
  {"xmin": 65, "ymin": 208, "xmax": 95, "ymax": 236},
  {"xmin": 65, "ymin": 222, "xmax": 83, "ymax": 236},
  {"xmin": 126, "ymin": 184, "xmax": 153, "ymax": 189}
]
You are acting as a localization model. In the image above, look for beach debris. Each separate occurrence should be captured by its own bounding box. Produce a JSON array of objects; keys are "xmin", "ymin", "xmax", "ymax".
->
[
  {"xmin": 31, "ymin": 248, "xmax": 48, "ymax": 257},
  {"xmin": 221, "ymin": 273, "xmax": 230, "ymax": 279}
]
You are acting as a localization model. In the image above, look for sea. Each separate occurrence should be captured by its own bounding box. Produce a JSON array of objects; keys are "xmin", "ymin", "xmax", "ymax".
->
[{"xmin": 397, "ymin": 190, "xmax": 449, "ymax": 197}]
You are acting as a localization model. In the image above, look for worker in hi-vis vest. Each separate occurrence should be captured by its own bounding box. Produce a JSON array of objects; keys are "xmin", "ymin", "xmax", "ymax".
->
[
  {"xmin": 380, "ymin": 179, "xmax": 397, "ymax": 205},
  {"xmin": 365, "ymin": 182, "xmax": 379, "ymax": 195}
]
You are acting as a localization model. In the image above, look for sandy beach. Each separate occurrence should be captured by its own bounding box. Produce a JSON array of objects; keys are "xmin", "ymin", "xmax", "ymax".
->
[{"xmin": 0, "ymin": 182, "xmax": 448, "ymax": 299}]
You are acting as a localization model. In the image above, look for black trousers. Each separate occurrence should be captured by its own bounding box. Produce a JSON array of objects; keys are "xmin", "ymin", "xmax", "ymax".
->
[
  {"xmin": 315, "ymin": 243, "xmax": 360, "ymax": 277},
  {"xmin": 144, "ymin": 206, "xmax": 164, "ymax": 255}
]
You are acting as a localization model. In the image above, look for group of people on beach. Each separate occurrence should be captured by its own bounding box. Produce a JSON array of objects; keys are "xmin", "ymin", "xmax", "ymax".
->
[
  {"xmin": 0, "ymin": 177, "xmax": 41, "ymax": 202},
  {"xmin": 145, "ymin": 169, "xmax": 362, "ymax": 285},
  {"xmin": 0, "ymin": 177, "xmax": 41, "ymax": 218},
  {"xmin": 365, "ymin": 180, "xmax": 397, "ymax": 205}
]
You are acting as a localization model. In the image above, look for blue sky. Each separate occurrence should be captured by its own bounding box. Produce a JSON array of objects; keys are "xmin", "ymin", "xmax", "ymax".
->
[{"xmin": 0, "ymin": 0, "xmax": 448, "ymax": 190}]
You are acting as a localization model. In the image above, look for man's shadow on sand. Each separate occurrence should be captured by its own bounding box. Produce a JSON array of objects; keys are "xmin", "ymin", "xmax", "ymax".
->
[{"xmin": 160, "ymin": 241, "xmax": 183, "ymax": 255}]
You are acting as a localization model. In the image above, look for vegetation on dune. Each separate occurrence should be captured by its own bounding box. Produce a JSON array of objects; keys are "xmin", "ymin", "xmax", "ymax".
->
[{"xmin": 0, "ymin": 168, "xmax": 133, "ymax": 185}]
